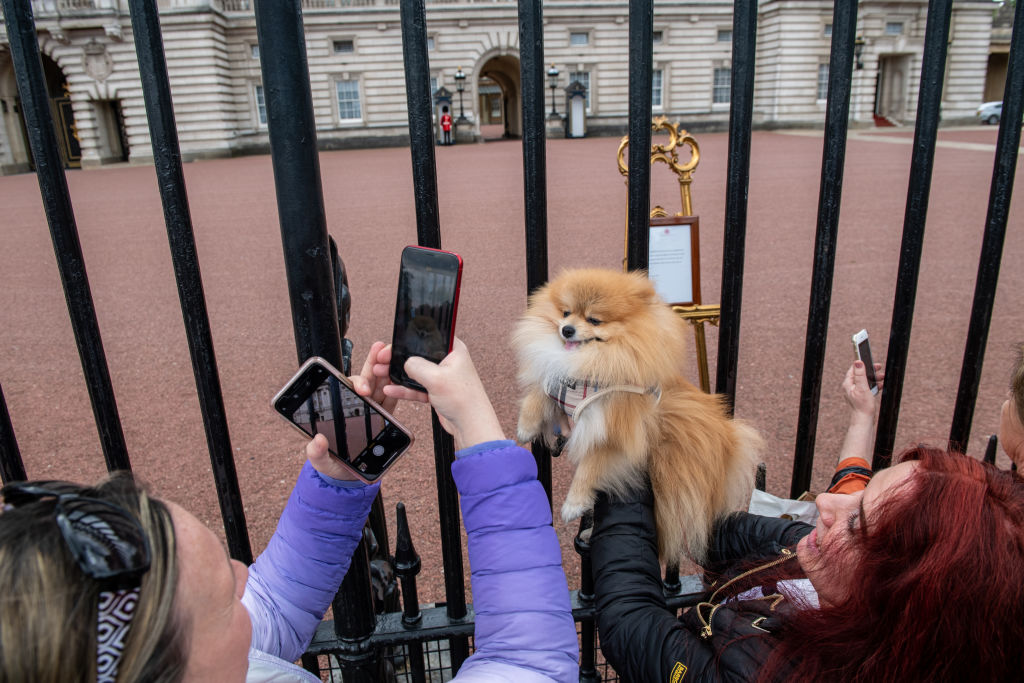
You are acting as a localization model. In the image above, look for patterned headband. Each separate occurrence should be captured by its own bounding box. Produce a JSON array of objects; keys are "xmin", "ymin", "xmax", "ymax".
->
[{"xmin": 96, "ymin": 587, "xmax": 140, "ymax": 683}]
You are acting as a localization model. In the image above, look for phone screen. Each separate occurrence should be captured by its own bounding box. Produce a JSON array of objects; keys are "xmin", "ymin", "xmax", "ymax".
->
[
  {"xmin": 390, "ymin": 246, "xmax": 462, "ymax": 390},
  {"xmin": 856, "ymin": 337, "xmax": 878, "ymax": 393},
  {"xmin": 274, "ymin": 361, "xmax": 412, "ymax": 481}
]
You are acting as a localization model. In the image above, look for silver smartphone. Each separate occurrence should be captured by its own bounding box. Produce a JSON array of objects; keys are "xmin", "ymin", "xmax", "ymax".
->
[{"xmin": 272, "ymin": 357, "xmax": 414, "ymax": 483}]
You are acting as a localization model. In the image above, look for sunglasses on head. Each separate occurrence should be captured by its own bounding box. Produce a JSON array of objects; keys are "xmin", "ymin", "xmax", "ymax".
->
[
  {"xmin": 2, "ymin": 481, "xmax": 154, "ymax": 682},
  {"xmin": 1, "ymin": 481, "xmax": 151, "ymax": 586}
]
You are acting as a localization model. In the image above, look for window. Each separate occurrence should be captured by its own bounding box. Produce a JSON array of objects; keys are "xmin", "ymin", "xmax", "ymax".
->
[
  {"xmin": 336, "ymin": 80, "xmax": 361, "ymax": 121},
  {"xmin": 250, "ymin": 44, "xmax": 260, "ymax": 60},
  {"xmin": 255, "ymin": 84, "xmax": 267, "ymax": 126},
  {"xmin": 817, "ymin": 63, "xmax": 829, "ymax": 101},
  {"xmin": 885, "ymin": 22, "xmax": 904, "ymax": 35},
  {"xmin": 712, "ymin": 67, "xmax": 730, "ymax": 104},
  {"xmin": 333, "ymin": 39, "xmax": 355, "ymax": 55},
  {"xmin": 653, "ymin": 30, "xmax": 663, "ymax": 44},
  {"xmin": 652, "ymin": 69, "xmax": 663, "ymax": 110},
  {"xmin": 570, "ymin": 32, "xmax": 589, "ymax": 46},
  {"xmin": 569, "ymin": 70, "xmax": 590, "ymax": 110},
  {"xmin": 427, "ymin": 36, "xmax": 435, "ymax": 51},
  {"xmin": 717, "ymin": 29, "xmax": 732, "ymax": 43},
  {"xmin": 430, "ymin": 76, "xmax": 438, "ymax": 96},
  {"xmin": 823, "ymin": 24, "xmax": 832, "ymax": 38}
]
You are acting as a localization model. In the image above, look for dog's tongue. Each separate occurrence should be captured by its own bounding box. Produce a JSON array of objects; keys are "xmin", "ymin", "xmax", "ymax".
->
[{"xmin": 565, "ymin": 341, "xmax": 581, "ymax": 350}]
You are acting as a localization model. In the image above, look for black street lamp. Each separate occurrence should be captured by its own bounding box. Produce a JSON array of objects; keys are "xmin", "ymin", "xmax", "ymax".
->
[
  {"xmin": 454, "ymin": 66, "xmax": 467, "ymax": 121},
  {"xmin": 854, "ymin": 36, "xmax": 865, "ymax": 70},
  {"xmin": 547, "ymin": 64, "xmax": 560, "ymax": 117}
]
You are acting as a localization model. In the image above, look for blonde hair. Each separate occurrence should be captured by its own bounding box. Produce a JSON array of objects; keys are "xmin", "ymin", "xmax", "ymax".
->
[{"xmin": 0, "ymin": 474, "xmax": 187, "ymax": 683}]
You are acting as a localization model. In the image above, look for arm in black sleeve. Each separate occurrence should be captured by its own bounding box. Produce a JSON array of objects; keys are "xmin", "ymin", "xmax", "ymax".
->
[
  {"xmin": 706, "ymin": 512, "xmax": 812, "ymax": 574},
  {"xmin": 591, "ymin": 488, "xmax": 731, "ymax": 682}
]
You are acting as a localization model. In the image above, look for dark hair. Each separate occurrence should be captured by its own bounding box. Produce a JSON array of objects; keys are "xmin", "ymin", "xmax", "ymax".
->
[
  {"xmin": 0, "ymin": 473, "xmax": 187, "ymax": 683},
  {"xmin": 759, "ymin": 446, "xmax": 1024, "ymax": 681}
]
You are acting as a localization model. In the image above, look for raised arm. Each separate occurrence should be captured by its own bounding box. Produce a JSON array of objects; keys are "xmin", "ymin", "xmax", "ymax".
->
[
  {"xmin": 243, "ymin": 437, "xmax": 378, "ymax": 662},
  {"xmin": 830, "ymin": 361, "xmax": 883, "ymax": 493},
  {"xmin": 398, "ymin": 339, "xmax": 579, "ymax": 682}
]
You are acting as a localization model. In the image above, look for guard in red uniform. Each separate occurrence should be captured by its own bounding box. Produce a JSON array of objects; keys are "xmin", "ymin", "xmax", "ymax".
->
[{"xmin": 440, "ymin": 110, "xmax": 453, "ymax": 145}]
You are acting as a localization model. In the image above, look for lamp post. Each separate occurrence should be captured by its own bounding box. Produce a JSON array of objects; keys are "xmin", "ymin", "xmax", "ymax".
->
[
  {"xmin": 854, "ymin": 36, "xmax": 865, "ymax": 70},
  {"xmin": 454, "ymin": 66, "xmax": 467, "ymax": 122},
  {"xmin": 547, "ymin": 64, "xmax": 560, "ymax": 118}
]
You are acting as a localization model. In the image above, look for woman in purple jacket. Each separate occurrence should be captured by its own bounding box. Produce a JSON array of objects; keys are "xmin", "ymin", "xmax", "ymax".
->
[{"xmin": 0, "ymin": 339, "xmax": 578, "ymax": 682}]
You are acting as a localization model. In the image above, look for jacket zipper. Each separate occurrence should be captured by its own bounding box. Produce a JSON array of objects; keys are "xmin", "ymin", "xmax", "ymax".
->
[{"xmin": 696, "ymin": 548, "xmax": 796, "ymax": 639}]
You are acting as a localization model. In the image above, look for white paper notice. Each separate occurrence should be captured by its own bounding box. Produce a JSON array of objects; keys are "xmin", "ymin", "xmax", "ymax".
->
[{"xmin": 648, "ymin": 223, "xmax": 693, "ymax": 304}]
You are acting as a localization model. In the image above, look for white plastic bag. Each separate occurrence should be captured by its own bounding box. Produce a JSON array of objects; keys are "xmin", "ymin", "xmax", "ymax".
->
[{"xmin": 747, "ymin": 488, "xmax": 819, "ymax": 525}]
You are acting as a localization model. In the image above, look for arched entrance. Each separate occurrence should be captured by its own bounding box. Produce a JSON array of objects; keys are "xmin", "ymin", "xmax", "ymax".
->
[
  {"xmin": 42, "ymin": 55, "xmax": 82, "ymax": 168},
  {"xmin": 476, "ymin": 53, "xmax": 521, "ymax": 140},
  {"xmin": 0, "ymin": 54, "xmax": 33, "ymax": 173},
  {"xmin": 1, "ymin": 54, "xmax": 83, "ymax": 172}
]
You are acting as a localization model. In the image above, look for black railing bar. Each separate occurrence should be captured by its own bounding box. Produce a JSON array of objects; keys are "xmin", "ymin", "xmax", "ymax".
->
[
  {"xmin": 574, "ymin": 517, "xmax": 599, "ymax": 682},
  {"xmin": 873, "ymin": 0, "xmax": 953, "ymax": 469},
  {"xmin": 1, "ymin": 0, "xmax": 130, "ymax": 472},
  {"xmin": 427, "ymin": 412, "xmax": 470, "ymax": 666},
  {"xmin": 790, "ymin": 0, "xmax": 859, "ymax": 499},
  {"xmin": 254, "ymin": 3, "xmax": 342, "ymax": 368},
  {"xmin": 519, "ymin": 0, "xmax": 549, "ymax": 296},
  {"xmin": 0, "ymin": 384, "xmax": 27, "ymax": 484},
  {"xmin": 624, "ymin": 0, "xmax": 654, "ymax": 271},
  {"xmin": 948, "ymin": 0, "xmax": 1024, "ymax": 454},
  {"xmin": 307, "ymin": 581, "xmax": 705, "ymax": 651},
  {"xmin": 126, "ymin": 0, "xmax": 251, "ymax": 564},
  {"xmin": 252, "ymin": 0, "xmax": 378, "ymax": 656},
  {"xmin": 399, "ymin": 2, "xmax": 470, "ymax": 663},
  {"xmin": 983, "ymin": 434, "xmax": 999, "ymax": 465},
  {"xmin": 715, "ymin": 0, "xmax": 759, "ymax": 413},
  {"xmin": 517, "ymin": 0, "xmax": 554, "ymax": 506},
  {"xmin": 401, "ymin": 0, "xmax": 442, "ymax": 249}
]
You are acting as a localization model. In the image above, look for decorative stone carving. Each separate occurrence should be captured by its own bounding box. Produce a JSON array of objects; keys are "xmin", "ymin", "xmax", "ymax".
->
[{"xmin": 84, "ymin": 40, "xmax": 114, "ymax": 82}]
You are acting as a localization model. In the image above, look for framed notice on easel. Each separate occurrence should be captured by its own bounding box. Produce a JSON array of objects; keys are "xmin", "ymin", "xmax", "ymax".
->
[{"xmin": 647, "ymin": 215, "xmax": 701, "ymax": 306}]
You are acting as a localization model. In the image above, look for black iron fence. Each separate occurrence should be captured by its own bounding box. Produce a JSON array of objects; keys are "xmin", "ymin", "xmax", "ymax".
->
[{"xmin": 1, "ymin": 0, "xmax": 1021, "ymax": 679}]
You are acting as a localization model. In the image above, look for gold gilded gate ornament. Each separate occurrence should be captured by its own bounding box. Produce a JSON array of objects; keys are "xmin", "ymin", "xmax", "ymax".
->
[{"xmin": 617, "ymin": 116, "xmax": 700, "ymax": 217}]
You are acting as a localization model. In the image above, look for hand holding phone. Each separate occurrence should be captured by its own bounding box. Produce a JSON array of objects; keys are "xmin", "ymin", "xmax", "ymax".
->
[
  {"xmin": 390, "ymin": 246, "xmax": 463, "ymax": 391},
  {"xmin": 851, "ymin": 329, "xmax": 879, "ymax": 395},
  {"xmin": 400, "ymin": 338, "xmax": 505, "ymax": 450},
  {"xmin": 273, "ymin": 357, "xmax": 414, "ymax": 483}
]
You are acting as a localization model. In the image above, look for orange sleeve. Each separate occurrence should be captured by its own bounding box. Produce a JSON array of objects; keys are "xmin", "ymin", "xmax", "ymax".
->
[{"xmin": 828, "ymin": 456, "xmax": 872, "ymax": 494}]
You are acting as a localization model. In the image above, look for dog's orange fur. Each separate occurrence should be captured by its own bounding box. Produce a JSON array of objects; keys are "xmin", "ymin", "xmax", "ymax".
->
[{"xmin": 514, "ymin": 268, "xmax": 762, "ymax": 563}]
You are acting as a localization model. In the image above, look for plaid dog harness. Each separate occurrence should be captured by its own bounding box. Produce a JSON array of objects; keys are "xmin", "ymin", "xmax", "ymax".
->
[{"xmin": 544, "ymin": 375, "xmax": 661, "ymax": 424}]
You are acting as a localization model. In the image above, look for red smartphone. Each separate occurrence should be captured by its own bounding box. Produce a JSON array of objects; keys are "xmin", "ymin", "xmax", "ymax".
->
[
  {"xmin": 389, "ymin": 245, "xmax": 463, "ymax": 391},
  {"xmin": 272, "ymin": 357, "xmax": 414, "ymax": 483}
]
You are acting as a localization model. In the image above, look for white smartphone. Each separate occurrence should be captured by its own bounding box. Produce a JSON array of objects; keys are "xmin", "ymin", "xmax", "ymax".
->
[{"xmin": 851, "ymin": 329, "xmax": 879, "ymax": 395}]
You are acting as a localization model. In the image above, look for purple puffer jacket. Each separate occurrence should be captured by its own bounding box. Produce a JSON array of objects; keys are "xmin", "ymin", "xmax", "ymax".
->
[
  {"xmin": 450, "ymin": 441, "xmax": 579, "ymax": 682},
  {"xmin": 242, "ymin": 441, "xmax": 578, "ymax": 682},
  {"xmin": 243, "ymin": 460, "xmax": 380, "ymax": 662}
]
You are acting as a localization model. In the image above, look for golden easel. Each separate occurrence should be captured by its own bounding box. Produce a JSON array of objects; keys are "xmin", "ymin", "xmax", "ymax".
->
[{"xmin": 617, "ymin": 116, "xmax": 721, "ymax": 394}]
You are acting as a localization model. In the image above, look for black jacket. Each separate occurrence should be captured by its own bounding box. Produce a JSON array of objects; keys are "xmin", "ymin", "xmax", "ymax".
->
[{"xmin": 590, "ymin": 488, "xmax": 812, "ymax": 683}]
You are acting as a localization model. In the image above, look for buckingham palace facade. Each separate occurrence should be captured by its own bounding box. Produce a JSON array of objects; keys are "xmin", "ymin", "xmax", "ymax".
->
[{"xmin": 0, "ymin": 0, "xmax": 1004, "ymax": 173}]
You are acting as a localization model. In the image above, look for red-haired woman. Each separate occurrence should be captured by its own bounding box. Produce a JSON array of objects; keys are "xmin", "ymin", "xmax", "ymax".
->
[{"xmin": 591, "ymin": 445, "xmax": 1024, "ymax": 681}]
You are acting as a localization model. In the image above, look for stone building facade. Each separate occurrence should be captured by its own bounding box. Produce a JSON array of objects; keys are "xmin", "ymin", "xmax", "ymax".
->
[{"xmin": 0, "ymin": 0, "xmax": 1002, "ymax": 174}]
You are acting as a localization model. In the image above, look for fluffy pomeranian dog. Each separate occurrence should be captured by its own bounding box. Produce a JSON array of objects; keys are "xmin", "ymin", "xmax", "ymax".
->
[{"xmin": 513, "ymin": 268, "xmax": 762, "ymax": 564}]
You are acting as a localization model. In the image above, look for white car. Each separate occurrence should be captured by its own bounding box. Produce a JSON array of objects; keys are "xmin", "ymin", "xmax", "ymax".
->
[{"xmin": 977, "ymin": 101, "xmax": 1002, "ymax": 125}]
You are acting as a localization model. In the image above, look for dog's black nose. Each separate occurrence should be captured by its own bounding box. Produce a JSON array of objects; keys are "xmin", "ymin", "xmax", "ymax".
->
[{"xmin": 561, "ymin": 325, "xmax": 576, "ymax": 339}]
